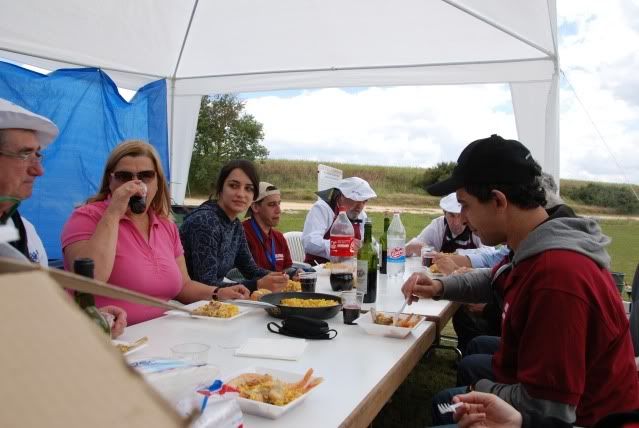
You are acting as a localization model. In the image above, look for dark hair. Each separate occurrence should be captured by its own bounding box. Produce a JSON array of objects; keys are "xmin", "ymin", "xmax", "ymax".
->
[
  {"xmin": 464, "ymin": 179, "xmax": 546, "ymax": 209},
  {"xmin": 212, "ymin": 159, "xmax": 260, "ymax": 201},
  {"xmin": 328, "ymin": 188, "xmax": 342, "ymax": 210}
]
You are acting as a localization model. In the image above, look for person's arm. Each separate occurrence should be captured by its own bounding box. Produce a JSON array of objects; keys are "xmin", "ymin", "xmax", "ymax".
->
[
  {"xmin": 301, "ymin": 202, "xmax": 332, "ymax": 259},
  {"xmin": 458, "ymin": 246, "xmax": 509, "ymax": 269},
  {"xmin": 473, "ymin": 381, "xmax": 576, "ymax": 426},
  {"xmin": 438, "ymin": 268, "xmax": 494, "ymax": 303},
  {"xmin": 179, "ymin": 211, "xmax": 228, "ymax": 287},
  {"xmin": 174, "ymin": 255, "xmax": 249, "ymax": 302},
  {"xmin": 406, "ymin": 217, "xmax": 444, "ymax": 255}
]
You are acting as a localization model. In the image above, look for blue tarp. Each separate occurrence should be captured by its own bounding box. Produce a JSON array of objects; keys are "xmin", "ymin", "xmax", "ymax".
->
[{"xmin": 0, "ymin": 61, "xmax": 168, "ymax": 260}]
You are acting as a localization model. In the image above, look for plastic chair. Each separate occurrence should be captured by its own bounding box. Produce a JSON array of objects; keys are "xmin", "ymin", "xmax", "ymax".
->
[{"xmin": 284, "ymin": 231, "xmax": 306, "ymax": 263}]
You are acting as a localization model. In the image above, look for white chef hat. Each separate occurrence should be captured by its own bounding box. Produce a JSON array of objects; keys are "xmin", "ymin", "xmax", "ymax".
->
[
  {"xmin": 439, "ymin": 193, "xmax": 462, "ymax": 214},
  {"xmin": 0, "ymin": 98, "xmax": 58, "ymax": 148},
  {"xmin": 336, "ymin": 177, "xmax": 377, "ymax": 201}
]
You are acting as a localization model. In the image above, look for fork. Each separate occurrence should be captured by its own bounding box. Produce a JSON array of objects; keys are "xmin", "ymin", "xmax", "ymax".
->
[{"xmin": 437, "ymin": 402, "xmax": 463, "ymax": 414}]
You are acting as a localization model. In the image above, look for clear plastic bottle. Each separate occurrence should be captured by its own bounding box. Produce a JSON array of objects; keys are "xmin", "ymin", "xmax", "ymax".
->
[
  {"xmin": 329, "ymin": 209, "xmax": 356, "ymax": 291},
  {"xmin": 386, "ymin": 212, "xmax": 406, "ymax": 277}
]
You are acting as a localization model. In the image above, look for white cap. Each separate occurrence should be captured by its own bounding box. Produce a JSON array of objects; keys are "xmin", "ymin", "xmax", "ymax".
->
[
  {"xmin": 439, "ymin": 193, "xmax": 461, "ymax": 214},
  {"xmin": 0, "ymin": 98, "xmax": 59, "ymax": 148},
  {"xmin": 336, "ymin": 177, "xmax": 377, "ymax": 201},
  {"xmin": 255, "ymin": 181, "xmax": 280, "ymax": 202}
]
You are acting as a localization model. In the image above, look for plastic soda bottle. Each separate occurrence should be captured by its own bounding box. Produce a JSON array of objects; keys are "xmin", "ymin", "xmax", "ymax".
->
[
  {"xmin": 329, "ymin": 209, "xmax": 356, "ymax": 291},
  {"xmin": 386, "ymin": 212, "xmax": 406, "ymax": 277}
]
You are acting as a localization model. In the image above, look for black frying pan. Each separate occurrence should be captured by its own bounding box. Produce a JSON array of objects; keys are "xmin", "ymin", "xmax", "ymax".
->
[{"xmin": 259, "ymin": 292, "xmax": 342, "ymax": 320}]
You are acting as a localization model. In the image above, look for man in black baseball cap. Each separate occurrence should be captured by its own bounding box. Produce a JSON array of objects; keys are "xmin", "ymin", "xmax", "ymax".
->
[
  {"xmin": 427, "ymin": 134, "xmax": 541, "ymax": 197},
  {"xmin": 402, "ymin": 135, "xmax": 639, "ymax": 426}
]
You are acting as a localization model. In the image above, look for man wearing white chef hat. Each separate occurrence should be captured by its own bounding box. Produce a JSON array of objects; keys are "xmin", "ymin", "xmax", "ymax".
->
[
  {"xmin": 302, "ymin": 177, "xmax": 377, "ymax": 265},
  {"xmin": 0, "ymin": 98, "xmax": 127, "ymax": 337}
]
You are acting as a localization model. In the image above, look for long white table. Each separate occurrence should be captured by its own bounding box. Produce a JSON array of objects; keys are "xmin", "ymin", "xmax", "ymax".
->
[{"xmin": 119, "ymin": 257, "xmax": 456, "ymax": 427}]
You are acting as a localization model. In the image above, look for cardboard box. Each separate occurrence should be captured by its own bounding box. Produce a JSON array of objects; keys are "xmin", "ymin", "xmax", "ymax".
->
[{"xmin": 0, "ymin": 258, "xmax": 190, "ymax": 427}]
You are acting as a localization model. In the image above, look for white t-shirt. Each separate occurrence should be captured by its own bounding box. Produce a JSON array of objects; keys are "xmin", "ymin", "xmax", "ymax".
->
[{"xmin": 6, "ymin": 216, "xmax": 48, "ymax": 267}]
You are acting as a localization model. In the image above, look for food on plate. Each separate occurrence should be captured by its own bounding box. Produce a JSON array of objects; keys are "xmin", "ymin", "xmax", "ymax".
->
[
  {"xmin": 279, "ymin": 298, "xmax": 338, "ymax": 308},
  {"xmin": 114, "ymin": 336, "xmax": 148, "ymax": 354},
  {"xmin": 283, "ymin": 279, "xmax": 302, "ymax": 292},
  {"xmin": 429, "ymin": 264, "xmax": 441, "ymax": 274},
  {"xmin": 192, "ymin": 301, "xmax": 239, "ymax": 318},
  {"xmin": 227, "ymin": 369, "xmax": 323, "ymax": 406},
  {"xmin": 251, "ymin": 288, "xmax": 272, "ymax": 301},
  {"xmin": 371, "ymin": 311, "xmax": 422, "ymax": 328}
]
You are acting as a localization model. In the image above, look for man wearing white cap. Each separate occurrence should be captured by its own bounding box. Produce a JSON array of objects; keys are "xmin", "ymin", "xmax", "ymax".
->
[
  {"xmin": 0, "ymin": 98, "xmax": 127, "ymax": 337},
  {"xmin": 0, "ymin": 98, "xmax": 59, "ymax": 265},
  {"xmin": 406, "ymin": 193, "xmax": 507, "ymax": 269},
  {"xmin": 302, "ymin": 177, "xmax": 377, "ymax": 265},
  {"xmin": 242, "ymin": 182, "xmax": 293, "ymax": 272}
]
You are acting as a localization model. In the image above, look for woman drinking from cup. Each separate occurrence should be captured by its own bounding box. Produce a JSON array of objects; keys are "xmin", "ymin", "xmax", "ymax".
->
[{"xmin": 61, "ymin": 141, "xmax": 249, "ymax": 325}]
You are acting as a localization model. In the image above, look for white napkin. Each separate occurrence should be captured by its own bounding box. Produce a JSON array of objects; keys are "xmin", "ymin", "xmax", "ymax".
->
[{"xmin": 234, "ymin": 338, "xmax": 308, "ymax": 361}]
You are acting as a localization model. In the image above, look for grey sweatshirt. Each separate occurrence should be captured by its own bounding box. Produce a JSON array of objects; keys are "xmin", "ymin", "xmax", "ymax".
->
[{"xmin": 437, "ymin": 205, "xmax": 611, "ymax": 425}]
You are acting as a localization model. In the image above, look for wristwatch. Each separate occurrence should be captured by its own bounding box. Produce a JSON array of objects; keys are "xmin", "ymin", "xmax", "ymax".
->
[{"xmin": 211, "ymin": 287, "xmax": 219, "ymax": 301}]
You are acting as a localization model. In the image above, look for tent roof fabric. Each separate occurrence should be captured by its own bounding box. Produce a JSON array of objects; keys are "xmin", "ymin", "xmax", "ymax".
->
[
  {"xmin": 0, "ymin": 0, "xmax": 557, "ymax": 92},
  {"xmin": 0, "ymin": 0, "xmax": 559, "ymax": 204}
]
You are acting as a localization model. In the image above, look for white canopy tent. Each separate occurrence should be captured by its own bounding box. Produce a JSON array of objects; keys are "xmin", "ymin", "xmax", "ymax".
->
[{"xmin": 0, "ymin": 0, "xmax": 558, "ymax": 204}]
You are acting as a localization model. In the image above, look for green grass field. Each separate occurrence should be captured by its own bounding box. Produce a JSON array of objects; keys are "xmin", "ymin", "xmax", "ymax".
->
[{"xmin": 279, "ymin": 209, "xmax": 639, "ymax": 281}]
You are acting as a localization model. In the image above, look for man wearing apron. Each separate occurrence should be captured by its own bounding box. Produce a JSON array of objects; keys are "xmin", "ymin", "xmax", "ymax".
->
[
  {"xmin": 406, "ymin": 193, "xmax": 505, "ymax": 355},
  {"xmin": 301, "ymin": 177, "xmax": 376, "ymax": 265}
]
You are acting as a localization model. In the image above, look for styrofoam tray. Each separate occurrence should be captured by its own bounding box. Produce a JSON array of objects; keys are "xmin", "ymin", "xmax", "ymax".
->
[
  {"xmin": 355, "ymin": 312, "xmax": 425, "ymax": 338},
  {"xmin": 223, "ymin": 366, "xmax": 321, "ymax": 419}
]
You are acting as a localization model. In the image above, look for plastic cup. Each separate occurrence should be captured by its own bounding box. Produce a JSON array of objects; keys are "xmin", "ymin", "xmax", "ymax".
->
[
  {"xmin": 299, "ymin": 271, "xmax": 317, "ymax": 292},
  {"xmin": 421, "ymin": 246, "xmax": 435, "ymax": 268},
  {"xmin": 170, "ymin": 343, "xmax": 210, "ymax": 364},
  {"xmin": 342, "ymin": 290, "xmax": 364, "ymax": 325}
]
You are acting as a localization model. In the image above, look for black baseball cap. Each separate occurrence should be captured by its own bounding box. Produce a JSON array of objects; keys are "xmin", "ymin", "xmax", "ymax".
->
[{"xmin": 427, "ymin": 134, "xmax": 541, "ymax": 196}]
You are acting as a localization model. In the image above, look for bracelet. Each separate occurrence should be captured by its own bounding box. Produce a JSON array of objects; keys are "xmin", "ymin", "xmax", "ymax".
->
[{"xmin": 211, "ymin": 287, "xmax": 219, "ymax": 301}]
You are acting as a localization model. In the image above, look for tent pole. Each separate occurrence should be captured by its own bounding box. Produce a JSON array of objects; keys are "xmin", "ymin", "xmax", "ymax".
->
[{"xmin": 440, "ymin": 0, "xmax": 556, "ymax": 59}]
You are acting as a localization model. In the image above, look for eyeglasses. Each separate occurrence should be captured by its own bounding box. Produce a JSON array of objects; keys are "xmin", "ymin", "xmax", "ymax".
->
[
  {"xmin": 111, "ymin": 170, "xmax": 157, "ymax": 183},
  {"xmin": 0, "ymin": 149, "xmax": 44, "ymax": 164}
]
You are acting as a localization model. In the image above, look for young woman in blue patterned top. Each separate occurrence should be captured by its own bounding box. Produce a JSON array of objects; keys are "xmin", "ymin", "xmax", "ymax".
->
[{"xmin": 180, "ymin": 160, "xmax": 288, "ymax": 291}]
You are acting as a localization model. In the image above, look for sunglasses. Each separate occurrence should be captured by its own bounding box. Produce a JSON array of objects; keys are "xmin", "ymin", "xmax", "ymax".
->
[{"xmin": 112, "ymin": 170, "xmax": 156, "ymax": 183}]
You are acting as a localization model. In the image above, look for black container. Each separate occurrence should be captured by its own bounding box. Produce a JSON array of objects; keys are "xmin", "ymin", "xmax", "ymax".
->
[
  {"xmin": 129, "ymin": 195, "xmax": 146, "ymax": 214},
  {"xmin": 342, "ymin": 305, "xmax": 360, "ymax": 324},
  {"xmin": 330, "ymin": 272, "xmax": 353, "ymax": 291},
  {"xmin": 260, "ymin": 292, "xmax": 342, "ymax": 320}
]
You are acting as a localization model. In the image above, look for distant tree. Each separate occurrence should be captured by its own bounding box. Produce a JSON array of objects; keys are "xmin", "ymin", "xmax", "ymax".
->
[
  {"xmin": 188, "ymin": 94, "xmax": 268, "ymax": 194},
  {"xmin": 413, "ymin": 161, "xmax": 457, "ymax": 189}
]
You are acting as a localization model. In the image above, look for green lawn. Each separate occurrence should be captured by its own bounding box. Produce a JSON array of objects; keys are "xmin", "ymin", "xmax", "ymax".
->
[{"xmin": 279, "ymin": 209, "xmax": 639, "ymax": 282}]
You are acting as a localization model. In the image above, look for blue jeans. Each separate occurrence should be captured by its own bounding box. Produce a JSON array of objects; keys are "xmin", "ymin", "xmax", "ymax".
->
[{"xmin": 456, "ymin": 335, "xmax": 499, "ymax": 386}]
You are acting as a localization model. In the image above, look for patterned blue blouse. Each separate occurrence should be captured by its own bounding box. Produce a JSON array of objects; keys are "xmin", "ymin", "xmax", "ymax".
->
[{"xmin": 180, "ymin": 200, "xmax": 269, "ymax": 290}]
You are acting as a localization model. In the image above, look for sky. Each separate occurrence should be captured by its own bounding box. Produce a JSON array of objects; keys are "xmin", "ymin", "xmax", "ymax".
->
[{"xmin": 239, "ymin": 0, "xmax": 639, "ymax": 185}]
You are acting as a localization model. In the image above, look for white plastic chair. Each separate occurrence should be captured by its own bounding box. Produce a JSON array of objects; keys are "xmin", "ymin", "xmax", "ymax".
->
[{"xmin": 284, "ymin": 231, "xmax": 306, "ymax": 263}]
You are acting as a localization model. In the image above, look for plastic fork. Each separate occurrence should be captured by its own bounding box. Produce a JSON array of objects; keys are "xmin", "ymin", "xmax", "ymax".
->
[
  {"xmin": 393, "ymin": 297, "xmax": 410, "ymax": 326},
  {"xmin": 437, "ymin": 402, "xmax": 463, "ymax": 414}
]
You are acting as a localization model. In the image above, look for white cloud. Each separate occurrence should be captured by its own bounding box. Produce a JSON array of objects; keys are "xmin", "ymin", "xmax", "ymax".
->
[{"xmin": 243, "ymin": 0, "xmax": 639, "ymax": 184}]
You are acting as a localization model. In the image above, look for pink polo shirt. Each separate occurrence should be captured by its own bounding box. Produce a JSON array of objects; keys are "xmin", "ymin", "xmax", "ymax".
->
[{"xmin": 61, "ymin": 200, "xmax": 184, "ymax": 325}]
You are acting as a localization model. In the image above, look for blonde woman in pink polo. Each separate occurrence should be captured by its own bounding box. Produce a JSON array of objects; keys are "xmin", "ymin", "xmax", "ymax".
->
[{"xmin": 61, "ymin": 140, "xmax": 249, "ymax": 325}]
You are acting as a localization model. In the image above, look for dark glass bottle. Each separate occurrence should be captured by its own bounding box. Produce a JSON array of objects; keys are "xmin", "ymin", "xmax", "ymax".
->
[
  {"xmin": 357, "ymin": 221, "xmax": 378, "ymax": 303},
  {"xmin": 73, "ymin": 258, "xmax": 111, "ymax": 335},
  {"xmin": 379, "ymin": 215, "xmax": 390, "ymax": 274}
]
